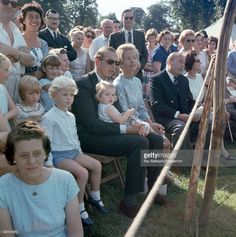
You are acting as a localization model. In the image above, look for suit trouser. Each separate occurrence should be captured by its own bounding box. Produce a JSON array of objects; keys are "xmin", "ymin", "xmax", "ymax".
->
[
  {"xmin": 80, "ymin": 133, "xmax": 163, "ymax": 195},
  {"xmin": 165, "ymin": 119, "xmax": 211, "ymax": 162}
]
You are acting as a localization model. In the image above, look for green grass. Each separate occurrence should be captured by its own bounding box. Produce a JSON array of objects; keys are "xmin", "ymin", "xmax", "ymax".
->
[{"xmin": 85, "ymin": 142, "xmax": 236, "ymax": 237}]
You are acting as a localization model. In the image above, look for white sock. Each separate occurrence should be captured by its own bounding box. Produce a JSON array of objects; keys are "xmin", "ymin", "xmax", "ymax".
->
[
  {"xmin": 90, "ymin": 190, "xmax": 104, "ymax": 206},
  {"xmin": 79, "ymin": 202, "xmax": 88, "ymax": 219}
]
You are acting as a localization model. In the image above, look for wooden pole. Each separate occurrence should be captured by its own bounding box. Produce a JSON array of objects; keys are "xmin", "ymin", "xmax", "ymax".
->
[
  {"xmin": 184, "ymin": 57, "xmax": 215, "ymax": 221},
  {"xmin": 198, "ymin": 0, "xmax": 236, "ymax": 227}
]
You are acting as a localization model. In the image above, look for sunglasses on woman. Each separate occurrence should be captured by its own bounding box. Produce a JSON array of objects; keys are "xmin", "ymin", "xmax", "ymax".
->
[
  {"xmin": 1, "ymin": 0, "xmax": 21, "ymax": 8},
  {"xmin": 85, "ymin": 34, "xmax": 95, "ymax": 39}
]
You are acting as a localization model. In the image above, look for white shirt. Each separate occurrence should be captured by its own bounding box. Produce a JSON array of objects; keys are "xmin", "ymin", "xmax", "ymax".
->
[
  {"xmin": 123, "ymin": 29, "xmax": 134, "ymax": 44},
  {"xmin": 89, "ymin": 34, "xmax": 109, "ymax": 61},
  {"xmin": 0, "ymin": 22, "xmax": 26, "ymax": 76},
  {"xmin": 185, "ymin": 73, "xmax": 204, "ymax": 104},
  {"xmin": 41, "ymin": 106, "xmax": 82, "ymax": 152},
  {"xmin": 47, "ymin": 28, "xmax": 58, "ymax": 40}
]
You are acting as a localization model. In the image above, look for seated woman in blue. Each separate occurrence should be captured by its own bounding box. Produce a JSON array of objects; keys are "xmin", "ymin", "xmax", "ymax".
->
[
  {"xmin": 0, "ymin": 121, "xmax": 83, "ymax": 237},
  {"xmin": 152, "ymin": 30, "xmax": 177, "ymax": 74}
]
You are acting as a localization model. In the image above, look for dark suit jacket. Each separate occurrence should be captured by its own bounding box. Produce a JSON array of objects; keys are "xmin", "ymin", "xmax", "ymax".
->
[
  {"xmin": 109, "ymin": 30, "xmax": 148, "ymax": 70},
  {"xmin": 38, "ymin": 28, "xmax": 77, "ymax": 61},
  {"xmin": 71, "ymin": 71, "xmax": 122, "ymax": 141},
  {"xmin": 149, "ymin": 70, "xmax": 195, "ymax": 126}
]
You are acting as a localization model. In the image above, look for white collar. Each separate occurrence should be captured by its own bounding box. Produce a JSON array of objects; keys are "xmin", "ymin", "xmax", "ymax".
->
[
  {"xmin": 95, "ymin": 70, "xmax": 108, "ymax": 82},
  {"xmin": 123, "ymin": 29, "xmax": 133, "ymax": 34},
  {"xmin": 166, "ymin": 68, "xmax": 176, "ymax": 83}
]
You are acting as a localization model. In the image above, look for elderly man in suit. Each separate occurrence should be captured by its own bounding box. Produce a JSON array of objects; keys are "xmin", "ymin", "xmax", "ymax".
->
[
  {"xmin": 109, "ymin": 9, "xmax": 148, "ymax": 80},
  {"xmin": 38, "ymin": 9, "xmax": 76, "ymax": 61},
  {"xmin": 149, "ymin": 52, "xmax": 204, "ymax": 154},
  {"xmin": 71, "ymin": 46, "xmax": 171, "ymax": 219},
  {"xmin": 89, "ymin": 19, "xmax": 113, "ymax": 61}
]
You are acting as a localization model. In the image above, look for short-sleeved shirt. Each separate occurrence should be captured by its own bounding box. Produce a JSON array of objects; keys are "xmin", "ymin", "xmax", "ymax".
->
[
  {"xmin": 152, "ymin": 44, "xmax": 177, "ymax": 71},
  {"xmin": 0, "ymin": 168, "xmax": 79, "ymax": 237},
  {"xmin": 16, "ymin": 103, "xmax": 45, "ymax": 121},
  {"xmin": 41, "ymin": 106, "xmax": 82, "ymax": 152}
]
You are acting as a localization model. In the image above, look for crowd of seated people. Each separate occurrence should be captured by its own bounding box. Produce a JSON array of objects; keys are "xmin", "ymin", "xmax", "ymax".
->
[{"xmin": 1, "ymin": 0, "xmax": 236, "ymax": 236}]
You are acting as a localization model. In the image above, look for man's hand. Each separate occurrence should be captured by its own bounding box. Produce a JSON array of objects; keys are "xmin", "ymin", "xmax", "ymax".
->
[
  {"xmin": 177, "ymin": 113, "xmax": 189, "ymax": 122},
  {"xmin": 150, "ymin": 122, "xmax": 165, "ymax": 135},
  {"xmin": 126, "ymin": 123, "xmax": 149, "ymax": 136}
]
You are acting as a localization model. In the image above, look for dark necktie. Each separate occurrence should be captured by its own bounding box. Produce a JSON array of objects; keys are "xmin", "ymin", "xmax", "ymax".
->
[
  {"xmin": 173, "ymin": 76, "xmax": 178, "ymax": 86},
  {"xmin": 128, "ymin": 31, "xmax": 132, "ymax": 43},
  {"xmin": 53, "ymin": 31, "xmax": 57, "ymax": 41}
]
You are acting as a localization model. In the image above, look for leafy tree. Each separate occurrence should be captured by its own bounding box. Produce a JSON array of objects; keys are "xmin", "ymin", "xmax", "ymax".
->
[
  {"xmin": 131, "ymin": 7, "xmax": 146, "ymax": 29},
  {"xmin": 213, "ymin": 0, "xmax": 227, "ymax": 21},
  {"xmin": 170, "ymin": 0, "xmax": 227, "ymax": 31},
  {"xmin": 64, "ymin": 0, "xmax": 98, "ymax": 28},
  {"xmin": 144, "ymin": 3, "xmax": 172, "ymax": 32}
]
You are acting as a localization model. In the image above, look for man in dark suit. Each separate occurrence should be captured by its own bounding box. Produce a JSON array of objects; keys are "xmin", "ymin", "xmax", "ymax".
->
[
  {"xmin": 38, "ymin": 9, "xmax": 76, "ymax": 61},
  {"xmin": 109, "ymin": 9, "xmax": 148, "ymax": 80},
  {"xmin": 72, "ymin": 46, "xmax": 168, "ymax": 219},
  {"xmin": 149, "ymin": 52, "xmax": 197, "ymax": 151}
]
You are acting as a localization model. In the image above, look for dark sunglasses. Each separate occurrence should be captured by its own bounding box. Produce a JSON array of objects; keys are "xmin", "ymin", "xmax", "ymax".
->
[
  {"xmin": 194, "ymin": 59, "xmax": 201, "ymax": 63},
  {"xmin": 186, "ymin": 39, "xmax": 195, "ymax": 43},
  {"xmin": 124, "ymin": 16, "xmax": 134, "ymax": 20},
  {"xmin": 2, "ymin": 0, "xmax": 21, "ymax": 8},
  {"xmin": 86, "ymin": 34, "xmax": 95, "ymax": 39},
  {"xmin": 102, "ymin": 58, "xmax": 120, "ymax": 66}
]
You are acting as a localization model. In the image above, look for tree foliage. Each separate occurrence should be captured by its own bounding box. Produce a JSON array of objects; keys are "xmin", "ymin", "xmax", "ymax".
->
[
  {"xmin": 19, "ymin": 0, "xmax": 228, "ymax": 34},
  {"xmin": 170, "ymin": 0, "xmax": 227, "ymax": 31},
  {"xmin": 144, "ymin": 3, "xmax": 172, "ymax": 32},
  {"xmin": 131, "ymin": 7, "xmax": 146, "ymax": 29},
  {"xmin": 64, "ymin": 0, "xmax": 98, "ymax": 28}
]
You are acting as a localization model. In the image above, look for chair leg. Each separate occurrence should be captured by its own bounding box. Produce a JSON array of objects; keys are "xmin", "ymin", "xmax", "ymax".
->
[{"xmin": 114, "ymin": 159, "xmax": 125, "ymax": 188}]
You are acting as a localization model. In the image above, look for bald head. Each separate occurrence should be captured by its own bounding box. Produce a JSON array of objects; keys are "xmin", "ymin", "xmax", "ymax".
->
[{"xmin": 167, "ymin": 52, "xmax": 185, "ymax": 76}]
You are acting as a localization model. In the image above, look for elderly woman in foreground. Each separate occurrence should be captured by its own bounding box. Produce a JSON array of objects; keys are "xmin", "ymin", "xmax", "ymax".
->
[{"xmin": 0, "ymin": 121, "xmax": 83, "ymax": 237}]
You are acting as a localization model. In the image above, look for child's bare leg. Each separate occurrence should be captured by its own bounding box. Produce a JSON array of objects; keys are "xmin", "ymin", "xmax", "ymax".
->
[
  {"xmin": 56, "ymin": 159, "xmax": 88, "ymax": 203},
  {"xmin": 75, "ymin": 153, "xmax": 102, "ymax": 191},
  {"xmin": 75, "ymin": 154, "xmax": 108, "ymax": 213}
]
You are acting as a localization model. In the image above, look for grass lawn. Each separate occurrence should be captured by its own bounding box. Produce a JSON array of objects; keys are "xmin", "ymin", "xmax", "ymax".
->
[{"xmin": 85, "ymin": 142, "xmax": 236, "ymax": 237}]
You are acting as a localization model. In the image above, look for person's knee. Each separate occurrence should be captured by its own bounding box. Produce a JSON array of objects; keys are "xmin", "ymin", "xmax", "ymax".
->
[
  {"xmin": 75, "ymin": 167, "xmax": 89, "ymax": 182},
  {"xmin": 93, "ymin": 160, "xmax": 102, "ymax": 174},
  {"xmin": 163, "ymin": 138, "xmax": 171, "ymax": 150}
]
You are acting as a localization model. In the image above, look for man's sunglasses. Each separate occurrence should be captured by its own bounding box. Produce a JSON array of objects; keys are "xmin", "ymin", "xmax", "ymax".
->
[
  {"xmin": 186, "ymin": 39, "xmax": 195, "ymax": 43},
  {"xmin": 102, "ymin": 58, "xmax": 120, "ymax": 66},
  {"xmin": 2, "ymin": 0, "xmax": 21, "ymax": 8},
  {"xmin": 124, "ymin": 16, "xmax": 134, "ymax": 20}
]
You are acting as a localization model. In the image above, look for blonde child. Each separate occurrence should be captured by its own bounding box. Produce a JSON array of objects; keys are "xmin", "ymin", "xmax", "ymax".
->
[
  {"xmin": 96, "ymin": 81, "xmax": 135, "ymax": 124},
  {"xmin": 0, "ymin": 53, "xmax": 18, "ymax": 126},
  {"xmin": 40, "ymin": 54, "xmax": 61, "ymax": 112},
  {"xmin": 114, "ymin": 43, "xmax": 170, "ymax": 150},
  {"xmin": 41, "ymin": 76, "xmax": 108, "ymax": 227},
  {"xmin": 16, "ymin": 75, "xmax": 44, "ymax": 123},
  {"xmin": 96, "ymin": 81, "xmax": 151, "ymax": 133}
]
